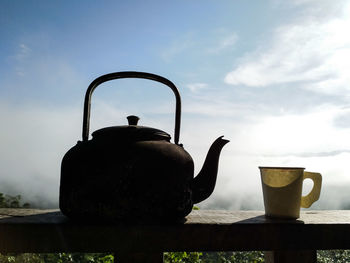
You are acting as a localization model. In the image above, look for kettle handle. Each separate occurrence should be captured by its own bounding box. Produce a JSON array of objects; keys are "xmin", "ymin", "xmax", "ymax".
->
[{"xmin": 82, "ymin": 71, "xmax": 182, "ymax": 145}]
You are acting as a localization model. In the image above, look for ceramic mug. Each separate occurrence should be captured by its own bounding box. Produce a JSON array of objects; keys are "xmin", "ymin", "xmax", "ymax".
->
[{"xmin": 259, "ymin": 167, "xmax": 322, "ymax": 219}]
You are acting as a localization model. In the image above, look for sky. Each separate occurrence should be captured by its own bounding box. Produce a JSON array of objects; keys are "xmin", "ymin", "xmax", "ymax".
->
[{"xmin": 1, "ymin": 0, "xmax": 350, "ymax": 209}]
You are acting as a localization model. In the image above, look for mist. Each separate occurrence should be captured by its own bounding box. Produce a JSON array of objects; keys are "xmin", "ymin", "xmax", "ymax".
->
[{"xmin": 1, "ymin": 100, "xmax": 350, "ymax": 210}]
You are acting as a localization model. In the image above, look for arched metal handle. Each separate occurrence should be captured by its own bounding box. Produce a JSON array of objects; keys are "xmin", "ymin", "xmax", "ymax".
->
[{"xmin": 82, "ymin": 71, "xmax": 182, "ymax": 145}]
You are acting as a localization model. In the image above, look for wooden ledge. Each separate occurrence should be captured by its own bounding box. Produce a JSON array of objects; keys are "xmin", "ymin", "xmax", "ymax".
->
[{"xmin": 0, "ymin": 209, "xmax": 350, "ymax": 253}]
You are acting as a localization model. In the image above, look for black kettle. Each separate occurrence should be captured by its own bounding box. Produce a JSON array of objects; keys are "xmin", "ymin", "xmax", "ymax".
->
[{"xmin": 59, "ymin": 71, "xmax": 229, "ymax": 222}]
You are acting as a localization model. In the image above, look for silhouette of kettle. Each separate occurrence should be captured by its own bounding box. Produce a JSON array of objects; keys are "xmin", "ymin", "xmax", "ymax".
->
[{"xmin": 59, "ymin": 71, "xmax": 229, "ymax": 221}]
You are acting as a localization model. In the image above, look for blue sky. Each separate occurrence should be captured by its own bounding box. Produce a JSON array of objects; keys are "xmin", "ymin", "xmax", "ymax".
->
[{"xmin": 1, "ymin": 0, "xmax": 350, "ymax": 209}]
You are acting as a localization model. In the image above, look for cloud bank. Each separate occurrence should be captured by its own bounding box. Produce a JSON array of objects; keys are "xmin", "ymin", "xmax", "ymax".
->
[{"xmin": 225, "ymin": 0, "xmax": 350, "ymax": 96}]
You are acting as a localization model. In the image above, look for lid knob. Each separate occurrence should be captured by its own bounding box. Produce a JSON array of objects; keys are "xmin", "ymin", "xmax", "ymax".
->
[{"xmin": 127, "ymin": 115, "xmax": 140, "ymax": 126}]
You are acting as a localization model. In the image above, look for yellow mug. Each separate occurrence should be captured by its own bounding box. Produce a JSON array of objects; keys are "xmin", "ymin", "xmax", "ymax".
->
[{"xmin": 259, "ymin": 167, "xmax": 322, "ymax": 219}]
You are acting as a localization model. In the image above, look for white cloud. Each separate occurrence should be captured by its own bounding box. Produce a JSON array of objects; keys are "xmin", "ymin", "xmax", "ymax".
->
[
  {"xmin": 207, "ymin": 33, "xmax": 238, "ymax": 54},
  {"xmin": 16, "ymin": 44, "xmax": 31, "ymax": 61},
  {"xmin": 186, "ymin": 83, "xmax": 208, "ymax": 93},
  {"xmin": 161, "ymin": 30, "xmax": 238, "ymax": 62},
  {"xmin": 239, "ymin": 105, "xmax": 350, "ymax": 155},
  {"xmin": 14, "ymin": 44, "xmax": 32, "ymax": 76},
  {"xmin": 160, "ymin": 34, "xmax": 196, "ymax": 62},
  {"xmin": 219, "ymin": 33, "xmax": 238, "ymax": 49},
  {"xmin": 225, "ymin": 0, "xmax": 350, "ymax": 95}
]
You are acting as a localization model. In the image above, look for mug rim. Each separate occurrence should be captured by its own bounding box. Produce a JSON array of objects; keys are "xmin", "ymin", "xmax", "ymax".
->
[{"xmin": 259, "ymin": 166, "xmax": 305, "ymax": 170}]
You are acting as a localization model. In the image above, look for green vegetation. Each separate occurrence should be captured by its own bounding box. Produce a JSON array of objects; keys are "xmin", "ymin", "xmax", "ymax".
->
[
  {"xmin": 0, "ymin": 193, "xmax": 30, "ymax": 208},
  {"xmin": 163, "ymin": 251, "xmax": 264, "ymax": 263},
  {"xmin": 1, "ymin": 193, "xmax": 350, "ymax": 262},
  {"xmin": 318, "ymin": 250, "xmax": 350, "ymax": 263},
  {"xmin": 0, "ymin": 253, "xmax": 113, "ymax": 263},
  {"xmin": 1, "ymin": 251, "xmax": 350, "ymax": 263},
  {"xmin": 0, "ymin": 251, "xmax": 264, "ymax": 263}
]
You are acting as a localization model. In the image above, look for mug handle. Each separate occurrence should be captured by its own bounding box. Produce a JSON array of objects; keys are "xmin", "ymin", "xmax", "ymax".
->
[{"xmin": 301, "ymin": 172, "xmax": 322, "ymax": 208}]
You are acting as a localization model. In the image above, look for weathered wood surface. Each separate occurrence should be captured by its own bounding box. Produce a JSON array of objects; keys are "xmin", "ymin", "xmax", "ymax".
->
[{"xmin": 0, "ymin": 209, "xmax": 350, "ymax": 253}]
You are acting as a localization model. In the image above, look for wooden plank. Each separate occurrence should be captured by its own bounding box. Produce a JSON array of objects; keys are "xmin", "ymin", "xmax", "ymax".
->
[
  {"xmin": 2, "ymin": 209, "xmax": 350, "ymax": 225},
  {"xmin": 0, "ymin": 209, "xmax": 350, "ymax": 253}
]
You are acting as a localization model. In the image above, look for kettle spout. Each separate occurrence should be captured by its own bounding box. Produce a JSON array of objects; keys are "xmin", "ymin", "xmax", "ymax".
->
[{"xmin": 191, "ymin": 136, "xmax": 229, "ymax": 204}]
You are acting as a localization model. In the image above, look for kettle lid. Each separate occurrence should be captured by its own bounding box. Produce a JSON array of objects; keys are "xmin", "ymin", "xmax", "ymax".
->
[{"xmin": 91, "ymin": 115, "xmax": 171, "ymax": 142}]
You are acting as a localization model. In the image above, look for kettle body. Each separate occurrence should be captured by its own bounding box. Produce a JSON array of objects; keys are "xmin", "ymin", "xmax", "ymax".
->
[{"xmin": 60, "ymin": 137, "xmax": 195, "ymax": 221}]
